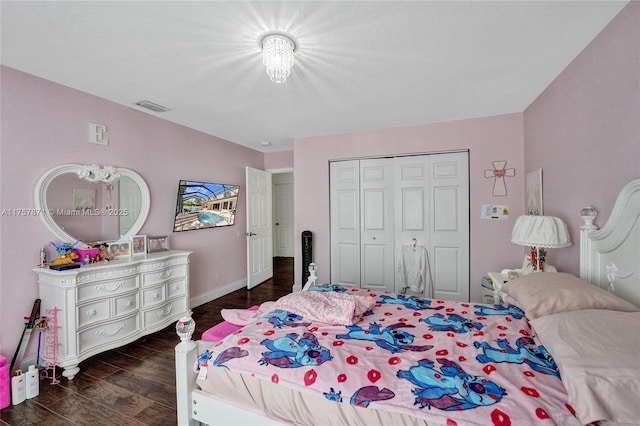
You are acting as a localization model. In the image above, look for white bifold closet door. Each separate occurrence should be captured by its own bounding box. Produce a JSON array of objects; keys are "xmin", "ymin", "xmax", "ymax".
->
[{"xmin": 330, "ymin": 152, "xmax": 469, "ymax": 301}]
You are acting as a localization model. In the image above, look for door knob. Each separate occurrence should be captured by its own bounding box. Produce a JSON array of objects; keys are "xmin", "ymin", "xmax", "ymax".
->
[
  {"xmin": 245, "ymin": 232, "xmax": 256, "ymax": 237},
  {"xmin": 275, "ymin": 222, "xmax": 279, "ymax": 226}
]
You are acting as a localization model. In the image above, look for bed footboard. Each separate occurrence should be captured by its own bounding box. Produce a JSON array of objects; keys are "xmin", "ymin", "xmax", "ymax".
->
[
  {"xmin": 175, "ymin": 315, "xmax": 286, "ymax": 426},
  {"xmin": 175, "ymin": 332, "xmax": 200, "ymax": 425}
]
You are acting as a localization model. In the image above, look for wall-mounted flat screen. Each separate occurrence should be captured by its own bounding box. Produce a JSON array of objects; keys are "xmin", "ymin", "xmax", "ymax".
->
[{"xmin": 173, "ymin": 180, "xmax": 239, "ymax": 232}]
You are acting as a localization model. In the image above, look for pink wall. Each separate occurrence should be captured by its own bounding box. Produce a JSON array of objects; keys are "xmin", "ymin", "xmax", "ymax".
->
[
  {"xmin": 0, "ymin": 66, "xmax": 263, "ymax": 356},
  {"xmin": 293, "ymin": 113, "xmax": 526, "ymax": 302},
  {"xmin": 264, "ymin": 150, "xmax": 294, "ymax": 170},
  {"xmin": 523, "ymin": 2, "xmax": 640, "ymax": 276}
]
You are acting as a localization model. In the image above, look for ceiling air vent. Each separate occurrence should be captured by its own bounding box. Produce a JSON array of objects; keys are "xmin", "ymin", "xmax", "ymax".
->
[{"xmin": 135, "ymin": 100, "xmax": 169, "ymax": 112}]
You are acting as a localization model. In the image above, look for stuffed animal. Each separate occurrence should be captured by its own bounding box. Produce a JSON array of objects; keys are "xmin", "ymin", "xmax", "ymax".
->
[
  {"xmin": 49, "ymin": 241, "xmax": 79, "ymax": 265},
  {"xmin": 93, "ymin": 242, "xmax": 114, "ymax": 261}
]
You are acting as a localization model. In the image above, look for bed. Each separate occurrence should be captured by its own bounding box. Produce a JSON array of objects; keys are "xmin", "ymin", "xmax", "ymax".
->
[{"xmin": 175, "ymin": 177, "xmax": 640, "ymax": 426}]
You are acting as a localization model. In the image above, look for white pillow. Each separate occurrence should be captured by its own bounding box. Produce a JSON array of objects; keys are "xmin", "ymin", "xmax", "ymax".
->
[
  {"xmin": 531, "ymin": 309, "xmax": 640, "ymax": 425},
  {"xmin": 501, "ymin": 272, "xmax": 639, "ymax": 319}
]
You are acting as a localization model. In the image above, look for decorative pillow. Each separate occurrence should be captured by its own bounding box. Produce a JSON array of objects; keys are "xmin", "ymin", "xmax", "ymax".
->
[
  {"xmin": 270, "ymin": 291, "xmax": 376, "ymax": 326},
  {"xmin": 501, "ymin": 272, "xmax": 639, "ymax": 319},
  {"xmin": 531, "ymin": 309, "xmax": 640, "ymax": 425}
]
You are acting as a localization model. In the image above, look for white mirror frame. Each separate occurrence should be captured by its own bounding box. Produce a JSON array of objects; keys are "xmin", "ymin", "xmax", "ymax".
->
[{"xmin": 34, "ymin": 163, "xmax": 150, "ymax": 242}]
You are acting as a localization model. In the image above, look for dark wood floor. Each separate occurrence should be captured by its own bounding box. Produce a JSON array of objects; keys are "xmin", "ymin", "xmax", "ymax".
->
[{"xmin": 1, "ymin": 257, "xmax": 293, "ymax": 426}]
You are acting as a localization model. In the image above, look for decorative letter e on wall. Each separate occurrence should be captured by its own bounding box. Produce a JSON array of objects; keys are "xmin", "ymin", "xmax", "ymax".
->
[
  {"xmin": 485, "ymin": 160, "xmax": 515, "ymax": 196},
  {"xmin": 89, "ymin": 122, "xmax": 109, "ymax": 146}
]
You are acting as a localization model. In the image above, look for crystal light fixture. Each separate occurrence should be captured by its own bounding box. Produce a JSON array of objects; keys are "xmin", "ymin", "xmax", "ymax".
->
[{"xmin": 262, "ymin": 33, "xmax": 296, "ymax": 84}]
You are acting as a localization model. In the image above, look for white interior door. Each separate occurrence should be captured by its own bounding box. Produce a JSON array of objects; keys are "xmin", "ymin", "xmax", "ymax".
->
[
  {"xmin": 246, "ymin": 167, "xmax": 273, "ymax": 289},
  {"xmin": 273, "ymin": 173, "xmax": 294, "ymax": 257}
]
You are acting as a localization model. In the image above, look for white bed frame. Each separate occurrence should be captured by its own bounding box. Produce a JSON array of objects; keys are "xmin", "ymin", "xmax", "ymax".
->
[{"xmin": 175, "ymin": 178, "xmax": 640, "ymax": 425}]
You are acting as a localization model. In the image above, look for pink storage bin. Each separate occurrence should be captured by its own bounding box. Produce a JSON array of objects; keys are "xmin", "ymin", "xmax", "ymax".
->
[
  {"xmin": 0, "ymin": 355, "xmax": 9, "ymax": 410},
  {"xmin": 75, "ymin": 247, "xmax": 100, "ymax": 262}
]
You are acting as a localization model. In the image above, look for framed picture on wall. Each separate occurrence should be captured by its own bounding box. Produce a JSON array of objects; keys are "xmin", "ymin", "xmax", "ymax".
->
[
  {"xmin": 131, "ymin": 235, "xmax": 147, "ymax": 255},
  {"xmin": 526, "ymin": 168, "xmax": 543, "ymax": 215},
  {"xmin": 148, "ymin": 236, "xmax": 170, "ymax": 253}
]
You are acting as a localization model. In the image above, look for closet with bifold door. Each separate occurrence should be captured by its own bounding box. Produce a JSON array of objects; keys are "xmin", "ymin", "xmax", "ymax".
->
[{"xmin": 330, "ymin": 151, "xmax": 470, "ymax": 302}]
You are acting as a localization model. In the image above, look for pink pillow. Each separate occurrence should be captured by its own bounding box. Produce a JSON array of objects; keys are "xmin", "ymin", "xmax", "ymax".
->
[
  {"xmin": 501, "ymin": 272, "xmax": 639, "ymax": 319},
  {"xmin": 201, "ymin": 305, "xmax": 259, "ymax": 342},
  {"xmin": 201, "ymin": 321, "xmax": 242, "ymax": 342}
]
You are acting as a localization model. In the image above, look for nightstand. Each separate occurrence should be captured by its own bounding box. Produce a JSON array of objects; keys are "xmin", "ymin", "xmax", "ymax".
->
[
  {"xmin": 487, "ymin": 271, "xmax": 510, "ymax": 304},
  {"xmin": 480, "ymin": 276, "xmax": 496, "ymax": 304}
]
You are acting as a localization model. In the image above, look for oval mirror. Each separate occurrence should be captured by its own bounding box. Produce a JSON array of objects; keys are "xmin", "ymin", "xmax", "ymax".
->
[{"xmin": 34, "ymin": 164, "xmax": 150, "ymax": 243}]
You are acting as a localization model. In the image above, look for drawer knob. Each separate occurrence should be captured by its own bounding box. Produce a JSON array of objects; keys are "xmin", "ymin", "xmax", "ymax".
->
[
  {"xmin": 86, "ymin": 309, "xmax": 97, "ymax": 318},
  {"xmin": 157, "ymin": 305, "xmax": 173, "ymax": 317},
  {"xmin": 124, "ymin": 301, "xmax": 133, "ymax": 308}
]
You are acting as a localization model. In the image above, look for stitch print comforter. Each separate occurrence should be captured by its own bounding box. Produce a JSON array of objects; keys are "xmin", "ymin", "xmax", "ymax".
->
[{"xmin": 196, "ymin": 286, "xmax": 580, "ymax": 426}]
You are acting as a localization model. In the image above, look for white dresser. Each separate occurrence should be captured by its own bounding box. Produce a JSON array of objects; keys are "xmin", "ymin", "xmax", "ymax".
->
[{"xmin": 35, "ymin": 250, "xmax": 191, "ymax": 379}]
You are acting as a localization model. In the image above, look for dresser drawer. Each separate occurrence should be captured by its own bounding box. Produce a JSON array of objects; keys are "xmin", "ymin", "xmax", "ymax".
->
[
  {"xmin": 77, "ymin": 276, "xmax": 139, "ymax": 303},
  {"xmin": 142, "ymin": 265, "xmax": 187, "ymax": 287},
  {"xmin": 167, "ymin": 278, "xmax": 186, "ymax": 299},
  {"xmin": 77, "ymin": 299, "xmax": 110, "ymax": 329},
  {"xmin": 78, "ymin": 314, "xmax": 140, "ymax": 354},
  {"xmin": 142, "ymin": 298, "xmax": 187, "ymax": 329},
  {"xmin": 114, "ymin": 293, "xmax": 139, "ymax": 317},
  {"xmin": 141, "ymin": 286, "xmax": 166, "ymax": 308}
]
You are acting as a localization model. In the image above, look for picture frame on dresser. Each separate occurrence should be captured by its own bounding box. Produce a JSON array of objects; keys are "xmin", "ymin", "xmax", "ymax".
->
[
  {"xmin": 148, "ymin": 235, "xmax": 169, "ymax": 253},
  {"xmin": 106, "ymin": 240, "xmax": 131, "ymax": 258},
  {"xmin": 131, "ymin": 234, "xmax": 147, "ymax": 255}
]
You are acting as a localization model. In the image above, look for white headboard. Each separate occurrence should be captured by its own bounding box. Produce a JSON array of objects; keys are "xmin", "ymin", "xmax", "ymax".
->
[{"xmin": 580, "ymin": 178, "xmax": 640, "ymax": 306}]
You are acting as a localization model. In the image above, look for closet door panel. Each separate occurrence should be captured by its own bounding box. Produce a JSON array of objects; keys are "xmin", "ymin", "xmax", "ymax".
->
[
  {"xmin": 336, "ymin": 243, "xmax": 359, "ymax": 286},
  {"xmin": 394, "ymin": 156, "xmax": 430, "ymax": 294},
  {"xmin": 361, "ymin": 244, "xmax": 389, "ymax": 291},
  {"xmin": 330, "ymin": 161, "xmax": 360, "ymax": 286},
  {"xmin": 433, "ymin": 186, "xmax": 458, "ymax": 231},
  {"xmin": 432, "ymin": 246, "xmax": 461, "ymax": 295},
  {"xmin": 360, "ymin": 159, "xmax": 395, "ymax": 291},
  {"xmin": 430, "ymin": 153, "xmax": 469, "ymax": 301},
  {"xmin": 403, "ymin": 187, "xmax": 426, "ymax": 231}
]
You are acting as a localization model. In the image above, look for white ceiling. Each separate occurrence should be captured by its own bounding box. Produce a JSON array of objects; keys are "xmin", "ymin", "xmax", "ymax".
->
[{"xmin": 1, "ymin": 1, "xmax": 628, "ymax": 152}]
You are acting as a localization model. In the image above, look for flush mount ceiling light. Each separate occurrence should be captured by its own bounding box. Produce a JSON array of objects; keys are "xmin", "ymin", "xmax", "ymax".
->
[{"xmin": 261, "ymin": 33, "xmax": 296, "ymax": 84}]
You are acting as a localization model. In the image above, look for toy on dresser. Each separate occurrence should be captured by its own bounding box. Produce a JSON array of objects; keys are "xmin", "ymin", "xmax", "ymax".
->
[
  {"xmin": 93, "ymin": 242, "xmax": 114, "ymax": 262},
  {"xmin": 48, "ymin": 241, "xmax": 79, "ymax": 266}
]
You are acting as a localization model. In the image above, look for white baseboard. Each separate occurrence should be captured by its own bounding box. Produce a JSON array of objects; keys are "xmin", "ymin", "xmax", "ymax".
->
[
  {"xmin": 190, "ymin": 278, "xmax": 247, "ymax": 309},
  {"xmin": 18, "ymin": 355, "xmax": 37, "ymax": 372}
]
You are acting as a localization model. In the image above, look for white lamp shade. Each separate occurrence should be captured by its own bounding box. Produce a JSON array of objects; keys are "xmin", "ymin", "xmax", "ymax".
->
[{"xmin": 511, "ymin": 215, "xmax": 571, "ymax": 248}]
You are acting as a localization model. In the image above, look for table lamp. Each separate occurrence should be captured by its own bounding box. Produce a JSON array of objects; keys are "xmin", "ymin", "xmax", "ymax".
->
[{"xmin": 511, "ymin": 215, "xmax": 571, "ymax": 272}]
